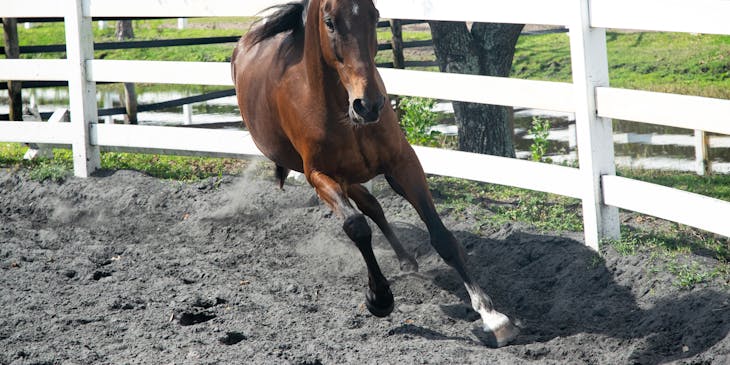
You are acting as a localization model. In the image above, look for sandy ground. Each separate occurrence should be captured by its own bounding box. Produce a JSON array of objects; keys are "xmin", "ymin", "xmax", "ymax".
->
[{"xmin": 1, "ymin": 166, "xmax": 728, "ymax": 364}]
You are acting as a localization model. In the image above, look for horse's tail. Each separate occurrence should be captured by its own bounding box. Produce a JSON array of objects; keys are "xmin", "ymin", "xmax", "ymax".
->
[{"xmin": 246, "ymin": 0, "xmax": 308, "ymax": 46}]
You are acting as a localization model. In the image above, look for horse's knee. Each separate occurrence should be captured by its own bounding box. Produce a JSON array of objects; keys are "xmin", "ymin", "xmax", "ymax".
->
[{"xmin": 343, "ymin": 214, "xmax": 371, "ymax": 244}]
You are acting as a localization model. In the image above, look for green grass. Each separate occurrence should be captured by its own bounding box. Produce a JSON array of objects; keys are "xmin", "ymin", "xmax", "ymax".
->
[
  {"xmin": 99, "ymin": 152, "xmax": 247, "ymax": 181},
  {"xmin": 1, "ymin": 143, "xmax": 247, "ymax": 182},
  {"xmin": 427, "ymin": 176, "xmax": 583, "ymax": 233},
  {"xmin": 5, "ymin": 18, "xmax": 249, "ymax": 61},
  {"xmin": 5, "ymin": 20, "xmax": 729, "ymax": 97},
  {"xmin": 512, "ymin": 31, "xmax": 730, "ymax": 98},
  {"xmin": 619, "ymin": 169, "xmax": 730, "ymax": 202},
  {"xmin": 609, "ymin": 227, "xmax": 728, "ymax": 261},
  {"xmin": 607, "ymin": 226, "xmax": 728, "ymax": 289}
]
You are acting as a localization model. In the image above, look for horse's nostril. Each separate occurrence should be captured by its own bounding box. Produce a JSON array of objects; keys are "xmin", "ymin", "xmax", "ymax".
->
[
  {"xmin": 353, "ymin": 98, "xmax": 366, "ymax": 115},
  {"xmin": 353, "ymin": 97, "xmax": 384, "ymax": 122}
]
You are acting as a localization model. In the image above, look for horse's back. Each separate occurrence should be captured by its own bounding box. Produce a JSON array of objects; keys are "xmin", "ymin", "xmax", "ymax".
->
[{"xmin": 232, "ymin": 35, "xmax": 305, "ymax": 172}]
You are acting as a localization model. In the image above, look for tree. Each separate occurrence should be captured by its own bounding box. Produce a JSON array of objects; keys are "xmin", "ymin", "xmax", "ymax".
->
[
  {"xmin": 428, "ymin": 22, "xmax": 524, "ymax": 157},
  {"xmin": 3, "ymin": 17, "xmax": 22, "ymax": 121},
  {"xmin": 115, "ymin": 20, "xmax": 134, "ymax": 40}
]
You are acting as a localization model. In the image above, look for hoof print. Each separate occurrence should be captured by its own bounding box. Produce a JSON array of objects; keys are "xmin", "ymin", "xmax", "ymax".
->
[
  {"xmin": 176, "ymin": 311, "xmax": 216, "ymax": 326},
  {"xmin": 219, "ymin": 331, "xmax": 246, "ymax": 345}
]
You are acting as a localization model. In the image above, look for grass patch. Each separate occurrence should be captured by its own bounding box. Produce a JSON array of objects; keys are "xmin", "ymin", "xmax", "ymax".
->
[
  {"xmin": 1, "ymin": 143, "xmax": 246, "ymax": 182},
  {"xmin": 607, "ymin": 227, "xmax": 729, "ymax": 289},
  {"xmin": 513, "ymin": 31, "xmax": 730, "ymax": 98},
  {"xmin": 619, "ymin": 169, "xmax": 730, "ymax": 202},
  {"xmin": 667, "ymin": 261, "xmax": 716, "ymax": 289},
  {"xmin": 100, "ymin": 152, "xmax": 247, "ymax": 181},
  {"xmin": 28, "ymin": 160, "xmax": 71, "ymax": 182},
  {"xmin": 0, "ymin": 143, "xmax": 28, "ymax": 166},
  {"xmin": 610, "ymin": 228, "xmax": 729, "ymax": 261},
  {"xmin": 427, "ymin": 176, "xmax": 583, "ymax": 233}
]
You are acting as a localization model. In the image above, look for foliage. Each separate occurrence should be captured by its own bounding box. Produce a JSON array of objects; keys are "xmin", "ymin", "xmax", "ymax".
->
[
  {"xmin": 528, "ymin": 116, "xmax": 551, "ymax": 162},
  {"xmin": 667, "ymin": 261, "xmax": 716, "ymax": 289},
  {"xmin": 398, "ymin": 97, "xmax": 442, "ymax": 147},
  {"xmin": 0, "ymin": 143, "xmax": 27, "ymax": 166},
  {"xmin": 28, "ymin": 161, "xmax": 71, "ymax": 182}
]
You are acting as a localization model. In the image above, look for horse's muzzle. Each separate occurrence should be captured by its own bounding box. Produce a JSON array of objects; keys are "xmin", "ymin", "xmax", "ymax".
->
[{"xmin": 351, "ymin": 96, "xmax": 385, "ymax": 124}]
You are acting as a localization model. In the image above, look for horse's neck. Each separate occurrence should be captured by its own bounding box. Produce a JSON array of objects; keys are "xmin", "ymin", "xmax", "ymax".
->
[
  {"xmin": 301, "ymin": 0, "xmax": 348, "ymax": 109},
  {"xmin": 302, "ymin": 0, "xmax": 324, "ymax": 81}
]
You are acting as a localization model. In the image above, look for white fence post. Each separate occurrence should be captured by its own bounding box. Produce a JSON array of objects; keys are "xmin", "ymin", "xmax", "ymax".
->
[
  {"xmin": 103, "ymin": 92, "xmax": 113, "ymax": 124},
  {"xmin": 569, "ymin": 0, "xmax": 620, "ymax": 250},
  {"xmin": 182, "ymin": 104, "xmax": 193, "ymax": 125},
  {"xmin": 694, "ymin": 129, "xmax": 711, "ymax": 175},
  {"xmin": 65, "ymin": 0, "xmax": 101, "ymax": 177}
]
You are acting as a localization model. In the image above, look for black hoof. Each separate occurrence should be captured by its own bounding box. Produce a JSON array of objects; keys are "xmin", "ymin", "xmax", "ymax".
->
[{"xmin": 365, "ymin": 287, "xmax": 394, "ymax": 317}]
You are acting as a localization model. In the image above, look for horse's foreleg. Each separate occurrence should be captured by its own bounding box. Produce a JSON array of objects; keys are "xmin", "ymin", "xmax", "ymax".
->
[
  {"xmin": 348, "ymin": 184, "xmax": 418, "ymax": 272},
  {"xmin": 385, "ymin": 152, "xmax": 519, "ymax": 347},
  {"xmin": 307, "ymin": 171, "xmax": 394, "ymax": 317}
]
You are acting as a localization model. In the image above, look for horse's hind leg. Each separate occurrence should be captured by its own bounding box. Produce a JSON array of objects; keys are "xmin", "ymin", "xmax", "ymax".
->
[
  {"xmin": 384, "ymin": 151, "xmax": 519, "ymax": 347},
  {"xmin": 307, "ymin": 171, "xmax": 394, "ymax": 317},
  {"xmin": 348, "ymin": 183, "xmax": 418, "ymax": 272},
  {"xmin": 275, "ymin": 164, "xmax": 290, "ymax": 189}
]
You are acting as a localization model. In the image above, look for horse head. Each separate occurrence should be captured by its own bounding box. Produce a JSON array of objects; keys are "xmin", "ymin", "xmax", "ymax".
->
[{"xmin": 314, "ymin": 0, "xmax": 385, "ymax": 124}]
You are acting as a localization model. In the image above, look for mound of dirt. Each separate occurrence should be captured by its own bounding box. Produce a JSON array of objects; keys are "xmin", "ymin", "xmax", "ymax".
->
[{"xmin": 1, "ymin": 168, "xmax": 728, "ymax": 364}]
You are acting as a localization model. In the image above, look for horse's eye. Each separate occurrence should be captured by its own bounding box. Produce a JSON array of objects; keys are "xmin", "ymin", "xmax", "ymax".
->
[{"xmin": 324, "ymin": 17, "xmax": 335, "ymax": 32}]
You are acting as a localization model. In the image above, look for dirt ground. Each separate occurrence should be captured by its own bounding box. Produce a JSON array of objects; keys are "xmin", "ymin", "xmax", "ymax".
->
[{"xmin": 1, "ymin": 166, "xmax": 728, "ymax": 364}]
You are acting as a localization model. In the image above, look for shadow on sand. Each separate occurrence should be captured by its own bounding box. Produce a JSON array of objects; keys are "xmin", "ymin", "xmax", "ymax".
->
[{"xmin": 388, "ymin": 223, "xmax": 729, "ymax": 364}]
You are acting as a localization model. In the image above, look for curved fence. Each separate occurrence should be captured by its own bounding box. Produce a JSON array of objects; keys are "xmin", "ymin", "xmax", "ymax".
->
[{"xmin": 2, "ymin": 0, "xmax": 729, "ymax": 249}]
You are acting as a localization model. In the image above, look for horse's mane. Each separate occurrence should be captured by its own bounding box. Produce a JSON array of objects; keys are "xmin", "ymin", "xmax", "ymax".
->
[{"xmin": 247, "ymin": 0, "xmax": 310, "ymax": 46}]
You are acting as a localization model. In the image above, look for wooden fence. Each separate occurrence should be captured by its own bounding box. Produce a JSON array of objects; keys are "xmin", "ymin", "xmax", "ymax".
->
[{"xmin": 2, "ymin": 0, "xmax": 730, "ymax": 250}]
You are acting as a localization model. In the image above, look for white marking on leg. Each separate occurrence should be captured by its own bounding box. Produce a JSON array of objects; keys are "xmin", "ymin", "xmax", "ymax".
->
[
  {"xmin": 352, "ymin": 2, "xmax": 360, "ymax": 16},
  {"xmin": 465, "ymin": 284, "xmax": 509, "ymax": 332}
]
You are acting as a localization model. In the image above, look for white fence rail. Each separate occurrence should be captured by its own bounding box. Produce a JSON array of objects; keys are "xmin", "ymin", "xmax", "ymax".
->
[{"xmin": 2, "ymin": 0, "xmax": 730, "ymax": 249}]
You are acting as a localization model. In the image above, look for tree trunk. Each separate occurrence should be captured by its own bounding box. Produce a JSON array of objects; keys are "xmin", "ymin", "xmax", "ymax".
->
[
  {"xmin": 389, "ymin": 19, "xmax": 405, "ymax": 120},
  {"xmin": 428, "ymin": 21, "xmax": 524, "ymax": 157},
  {"xmin": 115, "ymin": 20, "xmax": 134, "ymax": 40},
  {"xmin": 3, "ymin": 18, "xmax": 23, "ymax": 121}
]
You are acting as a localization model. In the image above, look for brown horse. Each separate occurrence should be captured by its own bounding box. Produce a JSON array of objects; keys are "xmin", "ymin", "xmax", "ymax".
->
[{"xmin": 231, "ymin": 0, "xmax": 518, "ymax": 347}]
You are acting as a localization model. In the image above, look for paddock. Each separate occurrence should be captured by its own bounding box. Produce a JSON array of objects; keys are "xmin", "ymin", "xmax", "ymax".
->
[
  {"xmin": 1, "ymin": 168, "xmax": 728, "ymax": 363},
  {"xmin": 1, "ymin": 0, "xmax": 730, "ymax": 363},
  {"xmin": 2, "ymin": 0, "xmax": 730, "ymax": 249}
]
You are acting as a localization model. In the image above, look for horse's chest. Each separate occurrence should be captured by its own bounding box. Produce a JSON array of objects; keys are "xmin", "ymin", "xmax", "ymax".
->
[{"xmin": 315, "ymin": 136, "xmax": 382, "ymax": 182}]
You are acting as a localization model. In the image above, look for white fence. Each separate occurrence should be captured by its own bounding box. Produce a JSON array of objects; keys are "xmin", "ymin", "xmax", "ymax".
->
[{"xmin": 2, "ymin": 0, "xmax": 730, "ymax": 249}]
